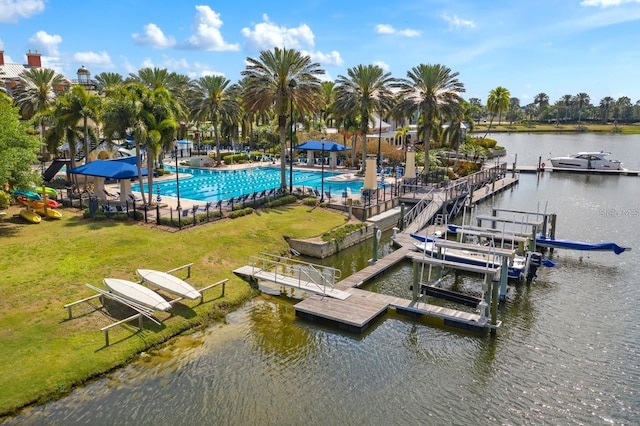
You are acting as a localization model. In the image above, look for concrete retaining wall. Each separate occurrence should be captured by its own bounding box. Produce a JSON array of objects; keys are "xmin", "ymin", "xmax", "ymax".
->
[{"xmin": 288, "ymin": 207, "xmax": 402, "ymax": 259}]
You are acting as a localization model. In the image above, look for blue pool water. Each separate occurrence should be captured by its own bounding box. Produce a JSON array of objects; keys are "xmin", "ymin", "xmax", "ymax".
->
[{"xmin": 132, "ymin": 166, "xmax": 369, "ymax": 202}]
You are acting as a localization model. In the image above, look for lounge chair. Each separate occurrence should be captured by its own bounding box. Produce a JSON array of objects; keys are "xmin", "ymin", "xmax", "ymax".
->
[
  {"xmin": 128, "ymin": 193, "xmax": 143, "ymax": 203},
  {"xmin": 103, "ymin": 189, "xmax": 119, "ymax": 199}
]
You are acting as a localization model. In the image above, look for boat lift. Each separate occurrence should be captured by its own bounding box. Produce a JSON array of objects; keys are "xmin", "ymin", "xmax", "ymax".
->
[{"xmin": 63, "ymin": 263, "xmax": 228, "ymax": 346}]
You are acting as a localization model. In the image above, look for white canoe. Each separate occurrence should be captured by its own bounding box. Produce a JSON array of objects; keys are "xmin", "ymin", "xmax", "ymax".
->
[
  {"xmin": 136, "ymin": 269, "xmax": 202, "ymax": 300},
  {"xmin": 103, "ymin": 278, "xmax": 172, "ymax": 311}
]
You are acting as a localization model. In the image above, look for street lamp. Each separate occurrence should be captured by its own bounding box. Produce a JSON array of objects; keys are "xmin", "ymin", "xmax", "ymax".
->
[
  {"xmin": 320, "ymin": 139, "xmax": 325, "ymax": 202},
  {"xmin": 174, "ymin": 146, "xmax": 181, "ymax": 211},
  {"xmin": 288, "ymin": 79, "xmax": 297, "ymax": 194}
]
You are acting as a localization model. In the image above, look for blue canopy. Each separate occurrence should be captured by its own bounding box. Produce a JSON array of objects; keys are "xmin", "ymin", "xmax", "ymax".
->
[
  {"xmin": 294, "ymin": 140, "xmax": 346, "ymax": 151},
  {"xmin": 68, "ymin": 157, "xmax": 148, "ymax": 179}
]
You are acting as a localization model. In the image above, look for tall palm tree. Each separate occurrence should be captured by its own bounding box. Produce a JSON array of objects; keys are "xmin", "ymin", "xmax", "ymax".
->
[
  {"xmin": 334, "ymin": 64, "xmax": 396, "ymax": 172},
  {"xmin": 242, "ymin": 47, "xmax": 324, "ymax": 190},
  {"xmin": 486, "ymin": 86, "xmax": 510, "ymax": 129},
  {"xmin": 127, "ymin": 67, "xmax": 172, "ymax": 90},
  {"xmin": 319, "ymin": 81, "xmax": 336, "ymax": 129},
  {"xmin": 574, "ymin": 93, "xmax": 590, "ymax": 124},
  {"xmin": 103, "ymin": 83, "xmax": 149, "ymax": 204},
  {"xmin": 63, "ymin": 85, "xmax": 102, "ymax": 163},
  {"xmin": 95, "ymin": 72, "xmax": 124, "ymax": 96},
  {"xmin": 191, "ymin": 75, "xmax": 241, "ymax": 165},
  {"xmin": 395, "ymin": 63, "xmax": 465, "ymax": 175},
  {"xmin": 13, "ymin": 67, "xmax": 66, "ymax": 157},
  {"xmin": 599, "ymin": 96, "xmax": 614, "ymax": 123}
]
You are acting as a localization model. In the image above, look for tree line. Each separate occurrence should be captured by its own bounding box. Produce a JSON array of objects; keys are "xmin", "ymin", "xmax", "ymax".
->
[{"xmin": 3, "ymin": 46, "xmax": 637, "ymax": 203}]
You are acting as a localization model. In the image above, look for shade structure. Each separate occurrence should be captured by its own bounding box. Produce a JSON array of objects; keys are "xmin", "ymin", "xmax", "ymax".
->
[
  {"xmin": 293, "ymin": 140, "xmax": 346, "ymax": 152},
  {"xmin": 68, "ymin": 156, "xmax": 148, "ymax": 179}
]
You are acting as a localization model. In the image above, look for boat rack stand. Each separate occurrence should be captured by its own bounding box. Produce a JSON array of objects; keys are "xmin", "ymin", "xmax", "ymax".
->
[{"xmin": 63, "ymin": 262, "xmax": 228, "ymax": 346}]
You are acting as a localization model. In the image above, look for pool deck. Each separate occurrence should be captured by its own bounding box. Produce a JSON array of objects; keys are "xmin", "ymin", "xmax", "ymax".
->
[{"xmin": 103, "ymin": 160, "xmax": 363, "ymax": 212}]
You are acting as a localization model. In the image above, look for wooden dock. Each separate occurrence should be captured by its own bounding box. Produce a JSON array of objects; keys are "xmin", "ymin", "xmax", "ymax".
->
[
  {"xmin": 295, "ymin": 287, "xmax": 498, "ymax": 333},
  {"xmin": 469, "ymin": 176, "xmax": 519, "ymax": 204}
]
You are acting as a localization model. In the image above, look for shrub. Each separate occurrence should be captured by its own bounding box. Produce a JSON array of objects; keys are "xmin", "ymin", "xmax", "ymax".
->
[
  {"xmin": 265, "ymin": 195, "xmax": 297, "ymax": 208},
  {"xmin": 229, "ymin": 207, "xmax": 254, "ymax": 219},
  {"xmin": 321, "ymin": 223, "xmax": 366, "ymax": 242},
  {"xmin": 302, "ymin": 197, "xmax": 317, "ymax": 206},
  {"xmin": 0, "ymin": 190, "xmax": 10, "ymax": 209}
]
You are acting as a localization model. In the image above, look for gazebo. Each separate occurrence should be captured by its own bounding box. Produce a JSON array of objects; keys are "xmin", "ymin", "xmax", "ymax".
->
[
  {"xmin": 293, "ymin": 140, "xmax": 346, "ymax": 169},
  {"xmin": 68, "ymin": 156, "xmax": 148, "ymax": 204}
]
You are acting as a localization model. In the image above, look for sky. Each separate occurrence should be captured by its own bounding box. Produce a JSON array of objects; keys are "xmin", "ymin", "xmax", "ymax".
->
[{"xmin": 1, "ymin": 0, "xmax": 640, "ymax": 106}]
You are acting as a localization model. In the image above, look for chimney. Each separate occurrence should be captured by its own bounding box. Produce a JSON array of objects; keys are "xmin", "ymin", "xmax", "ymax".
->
[
  {"xmin": 0, "ymin": 51, "xmax": 4, "ymax": 66},
  {"xmin": 26, "ymin": 49, "xmax": 41, "ymax": 67}
]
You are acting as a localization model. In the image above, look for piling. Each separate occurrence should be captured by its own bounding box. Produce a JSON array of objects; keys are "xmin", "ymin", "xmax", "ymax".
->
[{"xmin": 491, "ymin": 274, "xmax": 500, "ymax": 335}]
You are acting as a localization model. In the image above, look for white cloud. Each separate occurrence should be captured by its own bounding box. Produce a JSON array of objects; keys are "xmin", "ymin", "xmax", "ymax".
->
[
  {"xmin": 441, "ymin": 13, "xmax": 476, "ymax": 30},
  {"xmin": 182, "ymin": 5, "xmax": 239, "ymax": 51},
  {"xmin": 375, "ymin": 24, "xmax": 421, "ymax": 37},
  {"xmin": 373, "ymin": 61, "xmax": 390, "ymax": 72},
  {"xmin": 140, "ymin": 58, "xmax": 155, "ymax": 69},
  {"xmin": 73, "ymin": 51, "xmax": 113, "ymax": 67},
  {"xmin": 0, "ymin": 0, "xmax": 45, "ymax": 23},
  {"xmin": 0, "ymin": 38, "xmax": 3, "ymax": 50},
  {"xmin": 581, "ymin": 0, "xmax": 640, "ymax": 6},
  {"xmin": 241, "ymin": 14, "xmax": 315, "ymax": 51},
  {"xmin": 306, "ymin": 50, "xmax": 343, "ymax": 66},
  {"xmin": 132, "ymin": 23, "xmax": 176, "ymax": 48},
  {"xmin": 28, "ymin": 30, "xmax": 62, "ymax": 56}
]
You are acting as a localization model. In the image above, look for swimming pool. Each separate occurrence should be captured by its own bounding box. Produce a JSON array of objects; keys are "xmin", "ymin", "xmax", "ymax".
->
[{"xmin": 131, "ymin": 166, "xmax": 369, "ymax": 203}]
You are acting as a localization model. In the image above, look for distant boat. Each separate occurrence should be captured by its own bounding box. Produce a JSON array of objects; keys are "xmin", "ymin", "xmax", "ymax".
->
[
  {"xmin": 103, "ymin": 278, "xmax": 172, "ymax": 311},
  {"xmin": 136, "ymin": 269, "xmax": 202, "ymax": 300},
  {"xmin": 549, "ymin": 151, "xmax": 624, "ymax": 170}
]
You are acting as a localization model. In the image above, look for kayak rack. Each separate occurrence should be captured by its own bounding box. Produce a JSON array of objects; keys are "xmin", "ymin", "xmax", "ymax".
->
[{"xmin": 63, "ymin": 263, "xmax": 228, "ymax": 347}]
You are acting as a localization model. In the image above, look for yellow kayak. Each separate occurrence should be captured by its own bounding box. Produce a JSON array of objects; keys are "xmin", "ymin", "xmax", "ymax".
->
[
  {"xmin": 20, "ymin": 209, "xmax": 42, "ymax": 224},
  {"xmin": 35, "ymin": 208, "xmax": 63, "ymax": 219}
]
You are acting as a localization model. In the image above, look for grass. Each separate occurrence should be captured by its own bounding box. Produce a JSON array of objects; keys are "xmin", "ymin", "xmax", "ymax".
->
[
  {"xmin": 0, "ymin": 203, "xmax": 347, "ymax": 417},
  {"xmin": 472, "ymin": 122, "xmax": 640, "ymax": 134}
]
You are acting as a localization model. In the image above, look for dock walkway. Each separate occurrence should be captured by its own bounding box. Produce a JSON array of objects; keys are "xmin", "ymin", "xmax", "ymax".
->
[{"xmin": 295, "ymin": 287, "xmax": 497, "ymax": 333}]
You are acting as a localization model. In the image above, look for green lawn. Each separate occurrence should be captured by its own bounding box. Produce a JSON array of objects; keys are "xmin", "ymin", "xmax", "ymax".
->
[
  {"xmin": 472, "ymin": 122, "xmax": 640, "ymax": 134},
  {"xmin": 0, "ymin": 203, "xmax": 347, "ymax": 416}
]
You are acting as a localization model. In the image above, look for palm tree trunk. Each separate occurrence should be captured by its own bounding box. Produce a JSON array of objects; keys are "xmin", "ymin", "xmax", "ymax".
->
[
  {"xmin": 135, "ymin": 142, "xmax": 147, "ymax": 205},
  {"xmin": 278, "ymin": 114, "xmax": 287, "ymax": 190}
]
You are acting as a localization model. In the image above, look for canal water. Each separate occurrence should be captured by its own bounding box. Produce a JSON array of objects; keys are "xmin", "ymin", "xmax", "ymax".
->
[{"xmin": 5, "ymin": 134, "xmax": 640, "ymax": 425}]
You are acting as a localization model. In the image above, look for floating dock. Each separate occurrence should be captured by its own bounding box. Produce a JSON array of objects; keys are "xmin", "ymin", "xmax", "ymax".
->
[
  {"xmin": 235, "ymin": 247, "xmax": 500, "ymax": 334},
  {"xmin": 508, "ymin": 165, "xmax": 639, "ymax": 176}
]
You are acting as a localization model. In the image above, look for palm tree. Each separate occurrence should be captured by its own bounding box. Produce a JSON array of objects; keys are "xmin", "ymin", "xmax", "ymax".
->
[
  {"xmin": 127, "ymin": 67, "xmax": 172, "ymax": 90},
  {"xmin": 48, "ymin": 85, "xmax": 101, "ymax": 188},
  {"xmin": 334, "ymin": 64, "xmax": 396, "ymax": 172},
  {"xmin": 319, "ymin": 81, "xmax": 336, "ymax": 129},
  {"xmin": 95, "ymin": 72, "xmax": 124, "ymax": 96},
  {"xmin": 242, "ymin": 47, "xmax": 324, "ymax": 190},
  {"xmin": 13, "ymin": 67, "xmax": 66, "ymax": 158},
  {"xmin": 486, "ymin": 86, "xmax": 510, "ymax": 134},
  {"xmin": 599, "ymin": 96, "xmax": 614, "ymax": 123},
  {"xmin": 395, "ymin": 63, "xmax": 465, "ymax": 175},
  {"xmin": 102, "ymin": 83, "xmax": 149, "ymax": 204},
  {"xmin": 507, "ymin": 97, "xmax": 521, "ymax": 125},
  {"xmin": 191, "ymin": 75, "xmax": 241, "ymax": 165},
  {"xmin": 574, "ymin": 93, "xmax": 590, "ymax": 124}
]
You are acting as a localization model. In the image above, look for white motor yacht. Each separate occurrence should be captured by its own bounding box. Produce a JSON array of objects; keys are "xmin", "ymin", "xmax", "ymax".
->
[{"xmin": 549, "ymin": 151, "xmax": 623, "ymax": 170}]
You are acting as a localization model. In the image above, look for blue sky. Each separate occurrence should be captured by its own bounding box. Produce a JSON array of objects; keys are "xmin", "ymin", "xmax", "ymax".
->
[{"xmin": 1, "ymin": 0, "xmax": 640, "ymax": 105}]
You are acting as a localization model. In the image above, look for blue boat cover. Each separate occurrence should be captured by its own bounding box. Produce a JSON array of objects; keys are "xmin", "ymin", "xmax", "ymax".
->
[{"xmin": 536, "ymin": 237, "xmax": 629, "ymax": 255}]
